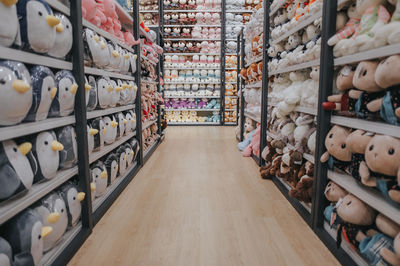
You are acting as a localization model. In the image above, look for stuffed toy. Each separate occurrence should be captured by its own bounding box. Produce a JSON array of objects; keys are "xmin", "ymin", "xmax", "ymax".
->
[
  {"xmin": 374, "ymin": 55, "xmax": 400, "ymax": 125},
  {"xmin": 116, "ymin": 112, "xmax": 126, "ymax": 139},
  {"xmin": 320, "ymin": 125, "xmax": 352, "ymax": 174},
  {"xmin": 49, "ymin": 70, "xmax": 78, "ymax": 117},
  {"xmin": 0, "ymin": 236, "xmax": 13, "ymax": 266},
  {"xmin": 359, "ymin": 134, "xmax": 400, "ymax": 203},
  {"xmin": 130, "ymin": 138, "xmax": 140, "ymax": 162},
  {"xmin": 0, "ymin": 139, "xmax": 36, "ymax": 201},
  {"xmin": 34, "ymin": 192, "xmax": 68, "ymax": 251},
  {"xmin": 47, "ymin": 13, "xmax": 72, "ymax": 59},
  {"xmin": 0, "ymin": 0, "xmax": 18, "ymax": 47},
  {"xmin": 103, "ymin": 115, "xmax": 118, "ymax": 144},
  {"xmin": 104, "ymin": 152, "xmax": 119, "ymax": 184},
  {"xmin": 1, "ymin": 208, "xmax": 53, "ymax": 266},
  {"xmin": 124, "ymin": 143, "xmax": 134, "ymax": 168},
  {"xmin": 289, "ymin": 175, "xmax": 313, "ymax": 203},
  {"xmin": 87, "ymin": 124, "xmax": 98, "ymax": 155},
  {"xmin": 0, "ymin": 60, "xmax": 32, "ymax": 125},
  {"xmin": 328, "ymin": 3, "xmax": 360, "ymax": 47},
  {"xmin": 292, "ymin": 114, "xmax": 315, "ymax": 158},
  {"xmin": 323, "ymin": 181, "xmax": 348, "ymax": 225},
  {"xmin": 109, "ymin": 79, "xmax": 120, "ymax": 108},
  {"xmin": 85, "ymin": 76, "xmax": 97, "ymax": 111},
  {"xmin": 90, "ymin": 161, "xmax": 108, "ymax": 197},
  {"xmin": 374, "ymin": 0, "xmax": 400, "ymax": 48},
  {"xmin": 242, "ymin": 125, "xmax": 260, "ymax": 157},
  {"xmin": 238, "ymin": 127, "xmax": 256, "ymax": 151},
  {"xmin": 116, "ymin": 145, "xmax": 127, "ymax": 176},
  {"xmin": 17, "ymin": 0, "xmax": 60, "ymax": 53},
  {"xmin": 91, "ymin": 117, "xmax": 105, "ymax": 151},
  {"xmin": 57, "ymin": 126, "xmax": 77, "ymax": 169},
  {"xmin": 82, "ymin": 0, "xmax": 97, "ymax": 22}
]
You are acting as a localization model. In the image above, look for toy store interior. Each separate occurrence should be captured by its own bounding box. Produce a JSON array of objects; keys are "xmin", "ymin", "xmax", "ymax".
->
[{"xmin": 0, "ymin": 0, "xmax": 400, "ymax": 265}]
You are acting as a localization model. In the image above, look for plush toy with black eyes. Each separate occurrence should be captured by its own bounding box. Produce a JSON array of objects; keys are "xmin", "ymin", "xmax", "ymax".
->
[
  {"xmin": 124, "ymin": 143, "xmax": 134, "ymax": 168},
  {"xmin": 91, "ymin": 117, "xmax": 105, "ymax": 151},
  {"xmin": 97, "ymin": 76, "xmax": 113, "ymax": 109},
  {"xmin": 86, "ymin": 75, "xmax": 98, "ymax": 111},
  {"xmin": 87, "ymin": 124, "xmax": 98, "ymax": 155},
  {"xmin": 320, "ymin": 125, "xmax": 352, "ymax": 174},
  {"xmin": 90, "ymin": 161, "xmax": 108, "ymax": 198},
  {"xmin": 130, "ymin": 138, "xmax": 140, "ymax": 161},
  {"xmin": 116, "ymin": 112, "xmax": 126, "ymax": 139},
  {"xmin": 103, "ymin": 115, "xmax": 118, "ymax": 144},
  {"xmin": 117, "ymin": 79, "xmax": 129, "ymax": 105},
  {"xmin": 109, "ymin": 79, "xmax": 120, "ymax": 108},
  {"xmin": 83, "ymin": 28, "xmax": 102, "ymax": 67},
  {"xmin": 17, "ymin": 0, "xmax": 60, "ymax": 53},
  {"xmin": 0, "ymin": 60, "xmax": 32, "ymax": 126},
  {"xmin": 34, "ymin": 192, "xmax": 68, "ymax": 251},
  {"xmin": 49, "ymin": 70, "xmax": 78, "ymax": 117},
  {"xmin": 57, "ymin": 126, "xmax": 77, "ymax": 169},
  {"xmin": 47, "ymin": 13, "xmax": 72, "ymax": 59},
  {"xmin": 59, "ymin": 182, "xmax": 85, "ymax": 228},
  {"xmin": 0, "ymin": 0, "xmax": 19, "ymax": 47},
  {"xmin": 116, "ymin": 146, "xmax": 127, "ymax": 176},
  {"xmin": 104, "ymin": 153, "xmax": 118, "ymax": 185}
]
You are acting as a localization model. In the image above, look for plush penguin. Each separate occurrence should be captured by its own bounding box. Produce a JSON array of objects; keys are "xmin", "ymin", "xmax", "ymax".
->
[
  {"xmin": 124, "ymin": 111, "xmax": 133, "ymax": 134},
  {"xmin": 17, "ymin": 0, "xmax": 60, "ymax": 53},
  {"xmin": 104, "ymin": 153, "xmax": 118, "ymax": 185},
  {"xmin": 124, "ymin": 143, "xmax": 134, "ymax": 168},
  {"xmin": 130, "ymin": 138, "xmax": 140, "ymax": 161},
  {"xmin": 0, "ymin": 236, "xmax": 12, "ymax": 266},
  {"xmin": 0, "ymin": 0, "xmax": 19, "ymax": 47},
  {"xmin": 49, "ymin": 70, "xmax": 77, "ymax": 117},
  {"xmin": 97, "ymin": 76, "xmax": 112, "ymax": 109},
  {"xmin": 0, "ymin": 60, "xmax": 32, "ymax": 125},
  {"xmin": 31, "ymin": 130, "xmax": 63, "ymax": 183},
  {"xmin": 57, "ymin": 126, "xmax": 77, "ymax": 169},
  {"xmin": 59, "ymin": 182, "xmax": 85, "ymax": 228},
  {"xmin": 109, "ymin": 79, "xmax": 120, "ymax": 108},
  {"xmin": 117, "ymin": 79, "xmax": 129, "ymax": 105},
  {"xmin": 128, "ymin": 110, "xmax": 137, "ymax": 131},
  {"xmin": 1, "ymin": 208, "xmax": 53, "ymax": 266},
  {"xmin": 120, "ymin": 49, "xmax": 131, "ymax": 74},
  {"xmin": 129, "ymin": 52, "xmax": 138, "ymax": 74},
  {"xmin": 91, "ymin": 117, "xmax": 105, "ymax": 151},
  {"xmin": 103, "ymin": 115, "xmax": 118, "ymax": 145},
  {"xmin": 83, "ymin": 28, "xmax": 102, "ymax": 67},
  {"xmin": 34, "ymin": 192, "xmax": 68, "ymax": 251},
  {"xmin": 86, "ymin": 75, "xmax": 97, "ymax": 111},
  {"xmin": 87, "ymin": 124, "xmax": 98, "ymax": 155},
  {"xmin": 97, "ymin": 36, "xmax": 110, "ymax": 68},
  {"xmin": 90, "ymin": 161, "xmax": 108, "ymax": 197},
  {"xmin": 0, "ymin": 140, "xmax": 36, "ymax": 201},
  {"xmin": 106, "ymin": 42, "xmax": 121, "ymax": 71},
  {"xmin": 24, "ymin": 66, "xmax": 57, "ymax": 122},
  {"xmin": 116, "ymin": 112, "xmax": 126, "ymax": 139},
  {"xmin": 47, "ymin": 13, "xmax": 72, "ymax": 59},
  {"xmin": 116, "ymin": 146, "xmax": 127, "ymax": 176},
  {"xmin": 127, "ymin": 81, "xmax": 138, "ymax": 104}
]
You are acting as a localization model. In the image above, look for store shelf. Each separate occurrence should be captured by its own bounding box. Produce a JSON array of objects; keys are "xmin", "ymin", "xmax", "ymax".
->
[
  {"xmin": 165, "ymin": 67, "xmax": 221, "ymax": 70},
  {"xmin": 275, "ymin": 176, "xmax": 312, "ymax": 213},
  {"xmin": 244, "ymin": 111, "xmax": 261, "ymax": 123},
  {"xmin": 225, "ymin": 95, "xmax": 238, "ymax": 98},
  {"xmin": 0, "ymin": 167, "xmax": 78, "ymax": 225},
  {"xmin": 165, "ymin": 24, "xmax": 221, "ymax": 27},
  {"xmin": 82, "ymin": 20, "xmax": 135, "ymax": 53},
  {"xmin": 115, "ymin": 1, "xmax": 133, "ymax": 25},
  {"xmin": 328, "ymin": 171, "xmax": 400, "ymax": 225},
  {"xmin": 139, "ymin": 10, "xmax": 158, "ymax": 13},
  {"xmin": 334, "ymin": 43, "xmax": 400, "ymax": 66},
  {"xmin": 92, "ymin": 162, "xmax": 138, "ymax": 213},
  {"xmin": 164, "ymin": 38, "xmax": 221, "ymax": 41},
  {"xmin": 245, "ymin": 55, "xmax": 263, "ymax": 67},
  {"xmin": 225, "ymin": 109, "xmax": 236, "ymax": 111},
  {"xmin": 225, "ymin": 39, "xmax": 237, "ymax": 41},
  {"xmin": 269, "ymin": 0, "xmax": 286, "ymax": 16},
  {"xmin": 225, "ymin": 122, "xmax": 237, "ymax": 125},
  {"xmin": 39, "ymin": 223, "xmax": 82, "ymax": 266},
  {"xmin": 164, "ymin": 9, "xmax": 221, "ymax": 12},
  {"xmin": 295, "ymin": 106, "xmax": 318, "ymax": 115},
  {"xmin": 166, "ymin": 108, "xmax": 219, "ymax": 112},
  {"xmin": 331, "ymin": 116, "xmax": 400, "ymax": 138},
  {"xmin": 168, "ymin": 122, "xmax": 220, "ymax": 125},
  {"xmin": 226, "ymin": 53, "xmax": 237, "ymax": 56},
  {"xmin": 143, "ymin": 139, "xmax": 160, "ymax": 161},
  {"xmin": 0, "ymin": 116, "xmax": 75, "ymax": 142},
  {"xmin": 45, "ymin": 0, "xmax": 70, "ymax": 15},
  {"xmin": 272, "ymin": 10, "xmax": 323, "ymax": 44},
  {"xmin": 269, "ymin": 59, "xmax": 320, "ymax": 76},
  {"xmin": 245, "ymin": 81, "xmax": 262, "ymax": 88},
  {"xmin": 225, "ymin": 68, "xmax": 237, "ymax": 70},
  {"xmin": 165, "ymin": 96, "xmax": 220, "ymax": 99},
  {"xmin": 89, "ymin": 132, "xmax": 136, "ymax": 164},
  {"xmin": 165, "ymin": 53, "xmax": 220, "ymax": 56},
  {"xmin": 225, "ymin": 81, "xmax": 237, "ymax": 84},
  {"xmin": 142, "ymin": 119, "xmax": 157, "ymax": 130},
  {"xmin": 141, "ymin": 79, "xmax": 158, "ymax": 84},
  {"xmin": 87, "ymin": 105, "xmax": 135, "ymax": 120},
  {"xmin": 226, "ymin": 10, "xmax": 253, "ymax": 13},
  {"xmin": 85, "ymin": 67, "xmax": 135, "ymax": 81},
  {"xmin": 0, "ymin": 46, "xmax": 72, "ymax": 70},
  {"xmin": 165, "ymin": 81, "xmax": 220, "ymax": 85}
]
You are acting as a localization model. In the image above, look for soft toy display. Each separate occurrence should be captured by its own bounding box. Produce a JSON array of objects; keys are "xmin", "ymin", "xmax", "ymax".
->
[
  {"xmin": 104, "ymin": 152, "xmax": 119, "ymax": 184},
  {"xmin": 47, "ymin": 13, "xmax": 73, "ymax": 59},
  {"xmin": 59, "ymin": 182, "xmax": 85, "ymax": 228},
  {"xmin": 0, "ymin": 0, "xmax": 19, "ymax": 47},
  {"xmin": 86, "ymin": 75, "xmax": 98, "ymax": 111},
  {"xmin": 90, "ymin": 161, "xmax": 108, "ymax": 198},
  {"xmin": 57, "ymin": 126, "xmax": 78, "ymax": 169},
  {"xmin": 242, "ymin": 125, "xmax": 261, "ymax": 157},
  {"xmin": 103, "ymin": 115, "xmax": 118, "ymax": 144},
  {"xmin": 49, "ymin": 70, "xmax": 78, "ymax": 117}
]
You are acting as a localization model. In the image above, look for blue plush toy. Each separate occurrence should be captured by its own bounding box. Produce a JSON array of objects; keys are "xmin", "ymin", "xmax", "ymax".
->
[{"xmin": 237, "ymin": 128, "xmax": 256, "ymax": 151}]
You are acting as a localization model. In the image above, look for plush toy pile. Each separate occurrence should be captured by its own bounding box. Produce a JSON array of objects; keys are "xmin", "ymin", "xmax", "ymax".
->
[
  {"xmin": 164, "ymin": 25, "xmax": 221, "ymax": 39},
  {"xmin": 140, "ymin": 0, "xmax": 158, "ymax": 10},
  {"xmin": 165, "ymin": 98, "xmax": 220, "ymax": 110},
  {"xmin": 164, "ymin": 69, "xmax": 221, "ymax": 83},
  {"xmin": 164, "ymin": 84, "xmax": 221, "ymax": 97},
  {"xmin": 242, "ymin": 3, "xmax": 264, "ymax": 63},
  {"xmin": 226, "ymin": 55, "xmax": 238, "ymax": 69},
  {"xmin": 165, "ymin": 110, "xmax": 220, "ymax": 123},
  {"xmin": 164, "ymin": 55, "xmax": 221, "ymax": 69},
  {"xmin": 141, "ymin": 83, "xmax": 163, "ymax": 126},
  {"xmin": 225, "ymin": 111, "xmax": 238, "ymax": 123},
  {"xmin": 164, "ymin": 40, "xmax": 221, "ymax": 54},
  {"xmin": 164, "ymin": 0, "xmax": 221, "ymax": 10},
  {"xmin": 141, "ymin": 12, "xmax": 159, "ymax": 26}
]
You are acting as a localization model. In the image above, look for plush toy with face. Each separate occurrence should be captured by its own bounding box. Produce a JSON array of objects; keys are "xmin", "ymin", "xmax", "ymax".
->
[
  {"xmin": 91, "ymin": 117, "xmax": 105, "ymax": 151},
  {"xmin": 320, "ymin": 125, "xmax": 352, "ymax": 173},
  {"xmin": 103, "ymin": 115, "xmax": 118, "ymax": 144},
  {"xmin": 87, "ymin": 124, "xmax": 98, "ymax": 155},
  {"xmin": 0, "ymin": 139, "xmax": 36, "ymax": 201},
  {"xmin": 328, "ymin": 3, "xmax": 360, "ymax": 47},
  {"xmin": 116, "ymin": 145, "xmax": 127, "ymax": 176},
  {"xmin": 59, "ymin": 182, "xmax": 85, "ymax": 228},
  {"xmin": 17, "ymin": 0, "xmax": 60, "ymax": 53},
  {"xmin": 49, "ymin": 70, "xmax": 77, "ymax": 117},
  {"xmin": 0, "ymin": 0, "xmax": 19, "ymax": 47},
  {"xmin": 83, "ymin": 28, "xmax": 102, "ymax": 67},
  {"xmin": 47, "ymin": 13, "xmax": 72, "ymax": 59},
  {"xmin": 106, "ymin": 42, "xmax": 121, "ymax": 71},
  {"xmin": 90, "ymin": 161, "xmax": 108, "ymax": 197},
  {"xmin": 86, "ymin": 75, "xmax": 97, "ymax": 111},
  {"xmin": 116, "ymin": 112, "xmax": 126, "ymax": 139},
  {"xmin": 0, "ymin": 61, "xmax": 32, "ymax": 125},
  {"xmin": 96, "ymin": 77, "xmax": 112, "ymax": 109},
  {"xmin": 57, "ymin": 126, "xmax": 77, "ymax": 169},
  {"xmin": 109, "ymin": 79, "xmax": 121, "ymax": 107},
  {"xmin": 34, "ymin": 192, "xmax": 68, "ymax": 251},
  {"xmin": 0, "ymin": 236, "xmax": 13, "ymax": 266},
  {"xmin": 104, "ymin": 153, "xmax": 118, "ymax": 184}
]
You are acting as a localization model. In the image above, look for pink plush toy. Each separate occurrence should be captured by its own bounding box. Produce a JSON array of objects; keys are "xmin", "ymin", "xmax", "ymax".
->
[
  {"xmin": 243, "ymin": 125, "xmax": 261, "ymax": 157},
  {"xmin": 89, "ymin": 0, "xmax": 107, "ymax": 27},
  {"xmin": 198, "ymin": 99, "xmax": 208, "ymax": 108},
  {"xmin": 82, "ymin": 0, "xmax": 97, "ymax": 21},
  {"xmin": 124, "ymin": 31, "xmax": 140, "ymax": 46}
]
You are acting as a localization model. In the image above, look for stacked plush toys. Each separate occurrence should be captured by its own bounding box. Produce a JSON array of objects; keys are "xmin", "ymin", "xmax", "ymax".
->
[
  {"xmin": 165, "ymin": 110, "xmax": 220, "ymax": 123},
  {"xmin": 165, "ymin": 98, "xmax": 220, "ymax": 110}
]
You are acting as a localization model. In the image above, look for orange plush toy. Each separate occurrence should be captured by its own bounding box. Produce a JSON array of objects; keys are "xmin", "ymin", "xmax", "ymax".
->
[
  {"xmin": 252, "ymin": 35, "xmax": 261, "ymax": 56},
  {"xmin": 240, "ymin": 68, "xmax": 248, "ymax": 82},
  {"xmin": 257, "ymin": 62, "xmax": 263, "ymax": 81}
]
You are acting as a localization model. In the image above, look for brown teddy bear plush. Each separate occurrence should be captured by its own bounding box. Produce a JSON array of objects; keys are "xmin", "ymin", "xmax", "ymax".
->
[
  {"xmin": 353, "ymin": 61, "xmax": 386, "ymax": 119},
  {"xmin": 240, "ymin": 68, "xmax": 248, "ymax": 83},
  {"xmin": 360, "ymin": 135, "xmax": 400, "ymax": 203},
  {"xmin": 297, "ymin": 161, "xmax": 314, "ymax": 181},
  {"xmin": 322, "ymin": 65, "xmax": 359, "ymax": 117},
  {"xmin": 320, "ymin": 125, "xmax": 352, "ymax": 174},
  {"xmin": 260, "ymin": 154, "xmax": 282, "ymax": 180},
  {"xmin": 289, "ymin": 176, "xmax": 313, "ymax": 203},
  {"xmin": 374, "ymin": 55, "xmax": 400, "ymax": 125},
  {"xmin": 345, "ymin": 129, "xmax": 374, "ymax": 182}
]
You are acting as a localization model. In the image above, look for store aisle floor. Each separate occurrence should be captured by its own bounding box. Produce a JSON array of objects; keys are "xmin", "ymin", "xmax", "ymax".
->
[{"xmin": 70, "ymin": 127, "xmax": 339, "ymax": 266}]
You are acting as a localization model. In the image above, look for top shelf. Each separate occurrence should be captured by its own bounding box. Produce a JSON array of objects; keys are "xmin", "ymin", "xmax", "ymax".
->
[
  {"xmin": 164, "ymin": 9, "xmax": 222, "ymax": 12},
  {"xmin": 226, "ymin": 10, "xmax": 253, "ymax": 13},
  {"xmin": 45, "ymin": 0, "xmax": 70, "ymax": 15},
  {"xmin": 269, "ymin": 0, "xmax": 286, "ymax": 17}
]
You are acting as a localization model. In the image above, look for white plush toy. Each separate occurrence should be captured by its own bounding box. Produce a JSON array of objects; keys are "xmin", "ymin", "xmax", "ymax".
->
[
  {"xmin": 373, "ymin": 0, "xmax": 400, "ymax": 48},
  {"xmin": 277, "ymin": 70, "xmax": 308, "ymax": 116}
]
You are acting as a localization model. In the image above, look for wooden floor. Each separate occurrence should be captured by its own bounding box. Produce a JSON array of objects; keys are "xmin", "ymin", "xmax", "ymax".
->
[{"xmin": 70, "ymin": 127, "xmax": 339, "ymax": 266}]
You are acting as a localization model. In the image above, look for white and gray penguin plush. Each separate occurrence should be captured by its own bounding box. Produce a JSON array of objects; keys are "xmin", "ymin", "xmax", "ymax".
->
[
  {"xmin": 91, "ymin": 117, "xmax": 105, "ymax": 151},
  {"xmin": 128, "ymin": 110, "xmax": 137, "ymax": 131},
  {"xmin": 103, "ymin": 115, "xmax": 118, "ymax": 145},
  {"xmin": 104, "ymin": 153, "xmax": 119, "ymax": 185},
  {"xmin": 0, "ymin": 236, "xmax": 12, "ymax": 266},
  {"xmin": 49, "ymin": 70, "xmax": 77, "ymax": 117},
  {"xmin": 59, "ymin": 182, "xmax": 85, "ymax": 228},
  {"xmin": 90, "ymin": 161, "xmax": 108, "ymax": 198},
  {"xmin": 116, "ymin": 146, "xmax": 127, "ymax": 176},
  {"xmin": 83, "ymin": 28, "xmax": 103, "ymax": 67},
  {"xmin": 117, "ymin": 79, "xmax": 129, "ymax": 105},
  {"xmin": 0, "ymin": 60, "xmax": 32, "ymax": 126},
  {"xmin": 17, "ymin": 0, "xmax": 60, "ymax": 53},
  {"xmin": 31, "ymin": 130, "xmax": 63, "ymax": 183},
  {"xmin": 116, "ymin": 112, "xmax": 126, "ymax": 139},
  {"xmin": 0, "ymin": 139, "xmax": 36, "ymax": 201},
  {"xmin": 0, "ymin": 0, "xmax": 19, "ymax": 47},
  {"xmin": 24, "ymin": 66, "xmax": 57, "ymax": 122},
  {"xmin": 109, "ymin": 79, "xmax": 120, "ymax": 108},
  {"xmin": 47, "ymin": 13, "xmax": 72, "ymax": 59},
  {"xmin": 1, "ymin": 208, "xmax": 53, "ymax": 266},
  {"xmin": 86, "ymin": 75, "xmax": 98, "ymax": 111},
  {"xmin": 130, "ymin": 138, "xmax": 140, "ymax": 161},
  {"xmin": 106, "ymin": 42, "xmax": 121, "ymax": 71},
  {"xmin": 34, "ymin": 192, "xmax": 68, "ymax": 252},
  {"xmin": 124, "ymin": 143, "xmax": 134, "ymax": 168},
  {"xmin": 124, "ymin": 111, "xmax": 133, "ymax": 134},
  {"xmin": 87, "ymin": 124, "xmax": 98, "ymax": 155},
  {"xmin": 56, "ymin": 126, "xmax": 77, "ymax": 169},
  {"xmin": 97, "ymin": 76, "xmax": 112, "ymax": 109}
]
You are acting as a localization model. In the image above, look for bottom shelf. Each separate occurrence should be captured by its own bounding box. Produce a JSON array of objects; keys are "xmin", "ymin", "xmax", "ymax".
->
[
  {"xmin": 251, "ymin": 153, "xmax": 260, "ymax": 166},
  {"xmin": 224, "ymin": 122, "xmax": 237, "ymax": 126},
  {"xmin": 168, "ymin": 122, "xmax": 220, "ymax": 126},
  {"xmin": 275, "ymin": 176, "xmax": 312, "ymax": 214},
  {"xmin": 143, "ymin": 139, "xmax": 160, "ymax": 162}
]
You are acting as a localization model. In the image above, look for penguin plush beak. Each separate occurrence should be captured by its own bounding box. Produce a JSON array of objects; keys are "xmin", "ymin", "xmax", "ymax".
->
[
  {"xmin": 107, "ymin": 85, "xmax": 113, "ymax": 93},
  {"xmin": 112, "ymin": 51, "xmax": 119, "ymax": 58},
  {"xmin": 50, "ymin": 87, "xmax": 57, "ymax": 99},
  {"xmin": 70, "ymin": 83, "xmax": 78, "ymax": 95},
  {"xmin": 56, "ymin": 24, "xmax": 64, "ymax": 33},
  {"xmin": 124, "ymin": 54, "xmax": 130, "ymax": 59},
  {"xmin": 100, "ymin": 171, "xmax": 107, "ymax": 179},
  {"xmin": 116, "ymin": 86, "xmax": 123, "ymax": 93},
  {"xmin": 124, "ymin": 154, "xmax": 127, "ymax": 161},
  {"xmin": 133, "ymin": 54, "xmax": 138, "ymax": 60},
  {"xmin": 134, "ymin": 86, "xmax": 138, "ymax": 92},
  {"xmin": 103, "ymin": 127, "xmax": 107, "ymax": 135},
  {"xmin": 1, "ymin": 0, "xmax": 18, "ymax": 6},
  {"xmin": 115, "ymin": 165, "xmax": 119, "ymax": 173},
  {"xmin": 46, "ymin": 15, "xmax": 60, "ymax": 28},
  {"xmin": 111, "ymin": 121, "xmax": 118, "ymax": 128},
  {"xmin": 12, "ymin": 80, "xmax": 30, "ymax": 93},
  {"xmin": 47, "ymin": 212, "xmax": 61, "ymax": 224},
  {"xmin": 89, "ymin": 128, "xmax": 99, "ymax": 136},
  {"xmin": 130, "ymin": 150, "xmax": 134, "ymax": 156},
  {"xmin": 90, "ymin": 183, "xmax": 96, "ymax": 192},
  {"xmin": 93, "ymin": 35, "xmax": 100, "ymax": 43},
  {"xmin": 122, "ymin": 84, "xmax": 129, "ymax": 89},
  {"xmin": 41, "ymin": 226, "xmax": 53, "ymax": 238},
  {"xmin": 85, "ymin": 83, "xmax": 92, "ymax": 92},
  {"xmin": 123, "ymin": 119, "xmax": 128, "ymax": 125},
  {"xmin": 18, "ymin": 142, "xmax": 32, "ymax": 156},
  {"xmin": 51, "ymin": 141, "xmax": 64, "ymax": 151},
  {"xmin": 77, "ymin": 192, "xmax": 85, "ymax": 202},
  {"xmin": 100, "ymin": 41, "xmax": 106, "ymax": 49}
]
